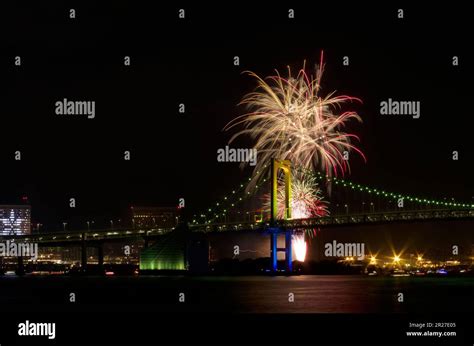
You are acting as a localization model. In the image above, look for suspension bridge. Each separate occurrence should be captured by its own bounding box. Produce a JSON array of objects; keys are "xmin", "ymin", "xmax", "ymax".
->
[{"xmin": 1, "ymin": 159, "xmax": 472, "ymax": 274}]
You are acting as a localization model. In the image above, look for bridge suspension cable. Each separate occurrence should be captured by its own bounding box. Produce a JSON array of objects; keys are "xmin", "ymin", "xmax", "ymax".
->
[
  {"xmin": 193, "ymin": 163, "xmax": 473, "ymax": 225},
  {"xmin": 294, "ymin": 166, "xmax": 474, "ymax": 211},
  {"xmin": 191, "ymin": 164, "xmax": 269, "ymax": 225}
]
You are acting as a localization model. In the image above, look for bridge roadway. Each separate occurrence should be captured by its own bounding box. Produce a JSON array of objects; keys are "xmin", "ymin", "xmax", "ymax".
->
[
  {"xmin": 0, "ymin": 226, "xmax": 173, "ymax": 246},
  {"xmin": 1, "ymin": 208, "xmax": 471, "ymax": 245},
  {"xmin": 189, "ymin": 208, "xmax": 474, "ymax": 233}
]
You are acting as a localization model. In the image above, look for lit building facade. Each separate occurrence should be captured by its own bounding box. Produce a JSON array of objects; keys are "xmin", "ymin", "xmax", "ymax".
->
[
  {"xmin": 131, "ymin": 206, "xmax": 178, "ymax": 228},
  {"xmin": 0, "ymin": 205, "xmax": 31, "ymax": 235}
]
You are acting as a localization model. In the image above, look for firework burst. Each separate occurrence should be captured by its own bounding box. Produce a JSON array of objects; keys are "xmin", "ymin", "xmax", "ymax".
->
[
  {"xmin": 262, "ymin": 171, "xmax": 329, "ymax": 220},
  {"xmin": 292, "ymin": 233, "xmax": 307, "ymax": 262},
  {"xmin": 225, "ymin": 51, "xmax": 366, "ymax": 186}
]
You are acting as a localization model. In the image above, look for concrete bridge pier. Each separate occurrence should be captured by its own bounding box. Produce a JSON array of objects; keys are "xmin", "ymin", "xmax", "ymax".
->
[
  {"xmin": 270, "ymin": 229, "xmax": 293, "ymax": 273},
  {"xmin": 285, "ymin": 231, "xmax": 293, "ymax": 272},
  {"xmin": 270, "ymin": 231, "xmax": 278, "ymax": 271}
]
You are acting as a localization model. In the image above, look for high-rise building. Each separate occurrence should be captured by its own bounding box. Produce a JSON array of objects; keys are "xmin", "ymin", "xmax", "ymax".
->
[{"xmin": 0, "ymin": 205, "xmax": 31, "ymax": 235}]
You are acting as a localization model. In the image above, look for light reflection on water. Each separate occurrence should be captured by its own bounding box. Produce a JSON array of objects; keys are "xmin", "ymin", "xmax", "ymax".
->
[{"xmin": 0, "ymin": 275, "xmax": 472, "ymax": 313}]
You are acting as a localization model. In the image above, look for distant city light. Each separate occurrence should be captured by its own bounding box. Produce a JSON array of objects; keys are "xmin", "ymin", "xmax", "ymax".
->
[{"xmin": 0, "ymin": 205, "xmax": 31, "ymax": 236}]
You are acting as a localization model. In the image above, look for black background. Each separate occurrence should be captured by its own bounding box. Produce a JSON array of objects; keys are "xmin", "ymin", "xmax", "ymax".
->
[{"xmin": 1, "ymin": 311, "xmax": 473, "ymax": 345}]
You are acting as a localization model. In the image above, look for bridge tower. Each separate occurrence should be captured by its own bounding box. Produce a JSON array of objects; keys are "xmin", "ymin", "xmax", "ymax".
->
[{"xmin": 270, "ymin": 159, "xmax": 293, "ymax": 273}]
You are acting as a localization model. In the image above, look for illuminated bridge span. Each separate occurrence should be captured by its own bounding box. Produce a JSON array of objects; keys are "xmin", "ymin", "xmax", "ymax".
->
[
  {"xmin": 0, "ymin": 227, "xmax": 173, "ymax": 245},
  {"xmin": 0, "ymin": 226, "xmax": 177, "ymax": 274},
  {"xmin": 1, "ymin": 159, "xmax": 472, "ymax": 274},
  {"xmin": 190, "ymin": 209, "xmax": 474, "ymax": 233},
  {"xmin": 190, "ymin": 161, "xmax": 474, "ymax": 227},
  {"xmin": 1, "ymin": 208, "xmax": 472, "ymax": 244}
]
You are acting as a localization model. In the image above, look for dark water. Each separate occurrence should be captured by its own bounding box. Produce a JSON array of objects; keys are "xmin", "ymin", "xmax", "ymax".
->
[{"xmin": 0, "ymin": 275, "xmax": 472, "ymax": 313}]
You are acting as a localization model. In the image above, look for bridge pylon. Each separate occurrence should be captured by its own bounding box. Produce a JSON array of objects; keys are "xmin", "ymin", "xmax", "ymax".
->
[
  {"xmin": 269, "ymin": 159, "xmax": 293, "ymax": 273},
  {"xmin": 270, "ymin": 159, "xmax": 292, "ymax": 223}
]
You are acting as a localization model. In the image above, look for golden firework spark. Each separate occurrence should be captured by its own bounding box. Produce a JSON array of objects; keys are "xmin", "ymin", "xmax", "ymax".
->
[{"xmin": 225, "ymin": 51, "xmax": 366, "ymax": 186}]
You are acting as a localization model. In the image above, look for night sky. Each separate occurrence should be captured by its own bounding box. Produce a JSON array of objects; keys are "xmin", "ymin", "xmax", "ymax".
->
[{"xmin": 0, "ymin": 3, "xmax": 472, "ymax": 230}]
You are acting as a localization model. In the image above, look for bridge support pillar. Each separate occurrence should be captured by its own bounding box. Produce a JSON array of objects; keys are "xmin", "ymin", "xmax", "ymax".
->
[
  {"xmin": 81, "ymin": 233, "xmax": 87, "ymax": 272},
  {"xmin": 285, "ymin": 231, "xmax": 293, "ymax": 272},
  {"xmin": 271, "ymin": 232, "xmax": 278, "ymax": 272},
  {"xmin": 269, "ymin": 229, "xmax": 293, "ymax": 273}
]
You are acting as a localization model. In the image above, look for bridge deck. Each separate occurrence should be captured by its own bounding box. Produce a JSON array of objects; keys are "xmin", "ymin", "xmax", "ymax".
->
[
  {"xmin": 0, "ymin": 209, "xmax": 472, "ymax": 243},
  {"xmin": 189, "ymin": 209, "xmax": 474, "ymax": 233}
]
